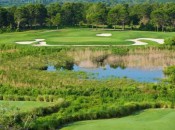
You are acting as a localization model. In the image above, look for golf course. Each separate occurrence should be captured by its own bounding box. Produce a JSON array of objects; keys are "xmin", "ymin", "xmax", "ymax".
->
[
  {"xmin": 1, "ymin": 28, "xmax": 175, "ymax": 129},
  {"xmin": 1, "ymin": 28, "xmax": 175, "ymax": 46},
  {"xmin": 1, "ymin": 1, "xmax": 175, "ymax": 130}
]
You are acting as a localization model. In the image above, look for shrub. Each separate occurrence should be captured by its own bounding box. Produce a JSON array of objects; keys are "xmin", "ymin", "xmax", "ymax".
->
[
  {"xmin": 24, "ymin": 96, "xmax": 31, "ymax": 101},
  {"xmin": 165, "ymin": 37, "xmax": 175, "ymax": 46},
  {"xmin": 0, "ymin": 29, "xmax": 3, "ymax": 34},
  {"xmin": 49, "ymin": 95, "xmax": 54, "ymax": 102},
  {"xmin": 3, "ymin": 95, "xmax": 15, "ymax": 101},
  {"xmin": 44, "ymin": 95, "xmax": 50, "ymax": 102},
  {"xmin": 0, "ymin": 95, "xmax": 3, "ymax": 100},
  {"xmin": 37, "ymin": 96, "xmax": 44, "ymax": 102}
]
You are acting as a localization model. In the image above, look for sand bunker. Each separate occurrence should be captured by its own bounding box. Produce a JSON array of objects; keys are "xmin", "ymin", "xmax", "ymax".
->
[
  {"xmin": 15, "ymin": 41, "xmax": 35, "ymax": 44},
  {"xmin": 33, "ymin": 42, "xmax": 49, "ymax": 46},
  {"xmin": 96, "ymin": 33, "xmax": 112, "ymax": 37},
  {"xmin": 16, "ymin": 39, "xmax": 45, "ymax": 45},
  {"xmin": 15, "ymin": 38, "xmax": 164, "ymax": 47},
  {"xmin": 35, "ymin": 39, "xmax": 45, "ymax": 42},
  {"xmin": 127, "ymin": 38, "xmax": 164, "ymax": 45},
  {"xmin": 41, "ymin": 30, "xmax": 58, "ymax": 33}
]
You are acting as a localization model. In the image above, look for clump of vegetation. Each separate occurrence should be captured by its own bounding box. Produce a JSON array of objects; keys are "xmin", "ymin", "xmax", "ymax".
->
[
  {"xmin": 165, "ymin": 37, "xmax": 175, "ymax": 46},
  {"xmin": 164, "ymin": 66, "xmax": 175, "ymax": 84}
]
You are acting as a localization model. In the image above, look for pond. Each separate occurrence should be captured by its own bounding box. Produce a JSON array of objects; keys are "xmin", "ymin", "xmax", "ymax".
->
[
  {"xmin": 47, "ymin": 49, "xmax": 175, "ymax": 83},
  {"xmin": 73, "ymin": 64, "xmax": 163, "ymax": 82}
]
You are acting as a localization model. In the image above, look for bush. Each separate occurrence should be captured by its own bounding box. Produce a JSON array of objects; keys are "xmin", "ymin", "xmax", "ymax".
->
[
  {"xmin": 139, "ymin": 23, "xmax": 154, "ymax": 31},
  {"xmin": 24, "ymin": 96, "xmax": 31, "ymax": 101},
  {"xmin": 37, "ymin": 96, "xmax": 44, "ymax": 102},
  {"xmin": 44, "ymin": 95, "xmax": 49, "ymax": 102},
  {"xmin": 14, "ymin": 96, "xmax": 24, "ymax": 101},
  {"xmin": 3, "ymin": 95, "xmax": 15, "ymax": 101},
  {"xmin": 6, "ymin": 26, "xmax": 13, "ymax": 32},
  {"xmin": 165, "ymin": 37, "xmax": 175, "ymax": 46},
  {"xmin": 0, "ymin": 29, "xmax": 3, "ymax": 34},
  {"xmin": 0, "ymin": 95, "xmax": 3, "ymax": 100}
]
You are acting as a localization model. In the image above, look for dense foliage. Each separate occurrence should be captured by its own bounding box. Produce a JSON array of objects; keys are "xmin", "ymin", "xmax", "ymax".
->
[
  {"xmin": 1, "ymin": 2, "xmax": 175, "ymax": 32},
  {"xmin": 0, "ymin": 0, "xmax": 175, "ymax": 6},
  {"xmin": 165, "ymin": 37, "xmax": 175, "ymax": 46},
  {"xmin": 0, "ymin": 42, "xmax": 175, "ymax": 129}
]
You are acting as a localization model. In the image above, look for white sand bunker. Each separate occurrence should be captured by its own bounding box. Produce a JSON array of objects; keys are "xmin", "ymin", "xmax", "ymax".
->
[
  {"xmin": 41, "ymin": 30, "xmax": 58, "ymax": 33},
  {"xmin": 16, "ymin": 38, "xmax": 164, "ymax": 47},
  {"xmin": 35, "ymin": 39, "xmax": 45, "ymax": 42},
  {"xmin": 16, "ymin": 39, "xmax": 45, "ymax": 45},
  {"xmin": 33, "ymin": 41, "xmax": 49, "ymax": 46},
  {"xmin": 96, "ymin": 33, "xmax": 112, "ymax": 37},
  {"xmin": 15, "ymin": 41, "xmax": 35, "ymax": 44},
  {"xmin": 127, "ymin": 38, "xmax": 164, "ymax": 45}
]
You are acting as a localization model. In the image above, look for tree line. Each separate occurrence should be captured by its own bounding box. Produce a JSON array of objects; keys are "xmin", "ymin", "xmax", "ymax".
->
[
  {"xmin": 0, "ymin": 0, "xmax": 174, "ymax": 6},
  {"xmin": 1, "ymin": 2, "xmax": 175, "ymax": 32}
]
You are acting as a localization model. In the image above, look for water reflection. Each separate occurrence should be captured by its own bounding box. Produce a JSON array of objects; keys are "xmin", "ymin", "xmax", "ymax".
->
[
  {"xmin": 47, "ymin": 66, "xmax": 56, "ymax": 71},
  {"xmin": 48, "ymin": 49, "xmax": 175, "ymax": 82},
  {"xmin": 73, "ymin": 64, "xmax": 164, "ymax": 82},
  {"xmin": 69, "ymin": 49, "xmax": 175, "ymax": 69}
]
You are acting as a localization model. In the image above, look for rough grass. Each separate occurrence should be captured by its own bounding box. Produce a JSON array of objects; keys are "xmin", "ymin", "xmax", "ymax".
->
[
  {"xmin": 1, "ymin": 28, "xmax": 175, "ymax": 45},
  {"xmin": 0, "ymin": 101, "xmax": 53, "ymax": 112},
  {"xmin": 61, "ymin": 109, "xmax": 175, "ymax": 130}
]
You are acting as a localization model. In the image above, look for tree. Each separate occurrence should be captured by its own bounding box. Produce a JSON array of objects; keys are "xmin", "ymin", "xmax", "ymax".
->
[
  {"xmin": 86, "ymin": 3, "xmax": 107, "ymax": 28},
  {"xmin": 151, "ymin": 9, "xmax": 168, "ymax": 32},
  {"xmin": 119, "ymin": 4, "xmax": 129, "ymax": 30},
  {"xmin": 61, "ymin": 3, "xmax": 74, "ymax": 26},
  {"xmin": 138, "ymin": 3, "xmax": 153, "ymax": 25},
  {"xmin": 14, "ymin": 6, "xmax": 28, "ymax": 30},
  {"xmin": 34, "ymin": 4, "xmax": 47, "ymax": 27},
  {"xmin": 7, "ymin": 6, "xmax": 17, "ymax": 29},
  {"xmin": 166, "ymin": 4, "xmax": 175, "ymax": 30},
  {"xmin": 128, "ymin": 5, "xmax": 140, "ymax": 29},
  {"xmin": 107, "ymin": 6, "xmax": 120, "ymax": 29},
  {"xmin": 0, "ymin": 7, "xmax": 8, "ymax": 28},
  {"xmin": 52, "ymin": 13, "xmax": 61, "ymax": 29},
  {"xmin": 61, "ymin": 3, "xmax": 85, "ymax": 26},
  {"xmin": 47, "ymin": 3, "xmax": 61, "ymax": 17},
  {"xmin": 47, "ymin": 3, "xmax": 61, "ymax": 27},
  {"xmin": 26, "ymin": 4, "xmax": 36, "ymax": 28}
]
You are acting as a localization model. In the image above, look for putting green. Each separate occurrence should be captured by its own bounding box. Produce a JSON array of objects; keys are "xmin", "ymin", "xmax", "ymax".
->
[{"xmin": 61, "ymin": 109, "xmax": 175, "ymax": 130}]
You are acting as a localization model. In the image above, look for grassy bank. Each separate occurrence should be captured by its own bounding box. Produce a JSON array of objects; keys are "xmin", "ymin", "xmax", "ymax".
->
[{"xmin": 61, "ymin": 109, "xmax": 175, "ymax": 130}]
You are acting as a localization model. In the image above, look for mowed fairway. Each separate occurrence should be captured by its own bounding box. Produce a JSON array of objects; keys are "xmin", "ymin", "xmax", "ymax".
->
[
  {"xmin": 1, "ymin": 28, "xmax": 175, "ymax": 45},
  {"xmin": 61, "ymin": 109, "xmax": 175, "ymax": 130}
]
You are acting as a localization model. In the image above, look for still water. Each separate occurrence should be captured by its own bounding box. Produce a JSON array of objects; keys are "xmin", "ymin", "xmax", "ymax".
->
[
  {"xmin": 73, "ymin": 64, "xmax": 163, "ymax": 82},
  {"xmin": 47, "ymin": 49, "xmax": 175, "ymax": 82}
]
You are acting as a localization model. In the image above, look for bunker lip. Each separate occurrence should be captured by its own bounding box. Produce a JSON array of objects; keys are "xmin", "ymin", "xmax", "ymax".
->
[
  {"xmin": 16, "ymin": 39, "xmax": 45, "ymax": 45},
  {"xmin": 15, "ymin": 41, "xmax": 35, "ymax": 44},
  {"xmin": 96, "ymin": 33, "xmax": 112, "ymax": 37},
  {"xmin": 127, "ymin": 38, "xmax": 164, "ymax": 45},
  {"xmin": 35, "ymin": 39, "xmax": 45, "ymax": 42}
]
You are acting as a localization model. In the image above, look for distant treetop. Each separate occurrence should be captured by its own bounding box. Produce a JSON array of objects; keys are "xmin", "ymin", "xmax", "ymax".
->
[{"xmin": 0, "ymin": 0, "xmax": 175, "ymax": 6}]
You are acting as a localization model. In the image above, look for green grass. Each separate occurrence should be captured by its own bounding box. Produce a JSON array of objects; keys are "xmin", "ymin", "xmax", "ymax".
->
[
  {"xmin": 0, "ymin": 101, "xmax": 53, "ymax": 112},
  {"xmin": 1, "ymin": 28, "xmax": 175, "ymax": 45},
  {"xmin": 139, "ymin": 40, "xmax": 161, "ymax": 46},
  {"xmin": 61, "ymin": 109, "xmax": 175, "ymax": 130}
]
